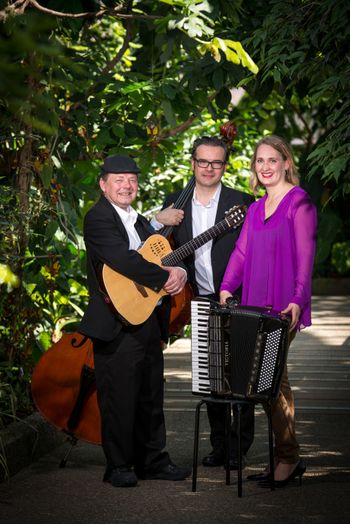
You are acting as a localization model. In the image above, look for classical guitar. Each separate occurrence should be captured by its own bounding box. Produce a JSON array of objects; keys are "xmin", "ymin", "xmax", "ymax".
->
[{"xmin": 102, "ymin": 204, "xmax": 246, "ymax": 325}]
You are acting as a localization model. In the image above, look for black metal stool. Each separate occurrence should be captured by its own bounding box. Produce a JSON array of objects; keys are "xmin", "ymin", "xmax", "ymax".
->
[{"xmin": 191, "ymin": 396, "xmax": 275, "ymax": 497}]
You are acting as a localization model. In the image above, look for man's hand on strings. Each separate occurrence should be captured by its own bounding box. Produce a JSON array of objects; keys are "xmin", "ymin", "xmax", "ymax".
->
[
  {"xmin": 162, "ymin": 266, "xmax": 187, "ymax": 295},
  {"xmin": 156, "ymin": 204, "xmax": 184, "ymax": 226}
]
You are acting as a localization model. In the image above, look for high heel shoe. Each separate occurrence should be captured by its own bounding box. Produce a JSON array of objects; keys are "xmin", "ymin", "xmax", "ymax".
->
[
  {"xmin": 259, "ymin": 460, "xmax": 306, "ymax": 488},
  {"xmin": 248, "ymin": 457, "xmax": 279, "ymax": 481}
]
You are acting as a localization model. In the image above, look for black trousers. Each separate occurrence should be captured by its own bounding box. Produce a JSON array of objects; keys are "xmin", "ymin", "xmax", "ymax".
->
[
  {"xmin": 200, "ymin": 293, "xmax": 255, "ymax": 456},
  {"xmin": 207, "ymin": 402, "xmax": 255, "ymax": 456},
  {"xmin": 93, "ymin": 312, "xmax": 170, "ymax": 473}
]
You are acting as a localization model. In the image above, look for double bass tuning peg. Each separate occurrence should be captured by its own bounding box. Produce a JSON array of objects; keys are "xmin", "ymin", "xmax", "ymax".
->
[{"xmin": 219, "ymin": 121, "xmax": 238, "ymax": 151}]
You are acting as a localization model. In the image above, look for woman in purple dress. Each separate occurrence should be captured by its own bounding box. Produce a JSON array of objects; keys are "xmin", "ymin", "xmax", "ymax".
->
[{"xmin": 220, "ymin": 135, "xmax": 317, "ymax": 487}]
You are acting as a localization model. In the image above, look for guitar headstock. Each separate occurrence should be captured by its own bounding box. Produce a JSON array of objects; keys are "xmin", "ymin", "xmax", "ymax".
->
[{"xmin": 224, "ymin": 205, "xmax": 247, "ymax": 228}]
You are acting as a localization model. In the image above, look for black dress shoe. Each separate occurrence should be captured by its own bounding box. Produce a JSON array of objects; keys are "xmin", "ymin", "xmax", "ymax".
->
[
  {"xmin": 202, "ymin": 450, "xmax": 246, "ymax": 470},
  {"xmin": 104, "ymin": 467, "xmax": 138, "ymax": 487},
  {"xmin": 202, "ymin": 449, "xmax": 225, "ymax": 467},
  {"xmin": 227, "ymin": 455, "xmax": 246, "ymax": 471},
  {"xmin": 247, "ymin": 471, "xmax": 270, "ymax": 481},
  {"xmin": 139, "ymin": 463, "xmax": 191, "ymax": 481}
]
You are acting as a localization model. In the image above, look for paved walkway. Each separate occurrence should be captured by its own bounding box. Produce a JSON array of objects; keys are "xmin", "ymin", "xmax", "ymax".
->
[{"xmin": 0, "ymin": 296, "xmax": 349, "ymax": 523}]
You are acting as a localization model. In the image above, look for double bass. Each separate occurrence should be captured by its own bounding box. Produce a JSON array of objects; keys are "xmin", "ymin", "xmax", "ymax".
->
[
  {"xmin": 160, "ymin": 176, "xmax": 196, "ymax": 335},
  {"xmin": 31, "ymin": 332, "xmax": 101, "ymax": 447}
]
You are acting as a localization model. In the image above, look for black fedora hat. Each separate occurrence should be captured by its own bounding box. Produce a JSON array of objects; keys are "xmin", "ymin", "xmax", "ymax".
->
[{"xmin": 100, "ymin": 155, "xmax": 140, "ymax": 177}]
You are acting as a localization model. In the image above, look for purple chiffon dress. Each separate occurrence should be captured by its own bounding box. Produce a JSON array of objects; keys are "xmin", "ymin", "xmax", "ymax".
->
[{"xmin": 220, "ymin": 186, "xmax": 317, "ymax": 329}]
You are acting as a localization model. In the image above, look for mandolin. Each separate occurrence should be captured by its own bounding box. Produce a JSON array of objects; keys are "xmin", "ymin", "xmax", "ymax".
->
[{"xmin": 102, "ymin": 204, "xmax": 246, "ymax": 325}]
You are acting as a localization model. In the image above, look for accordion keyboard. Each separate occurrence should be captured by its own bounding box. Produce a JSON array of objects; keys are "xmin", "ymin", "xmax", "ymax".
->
[{"xmin": 191, "ymin": 299, "xmax": 211, "ymax": 395}]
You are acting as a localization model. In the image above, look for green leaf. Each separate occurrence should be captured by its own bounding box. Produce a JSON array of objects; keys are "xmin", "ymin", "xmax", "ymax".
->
[
  {"xmin": 45, "ymin": 220, "xmax": 59, "ymax": 240},
  {"xmin": 212, "ymin": 68, "xmax": 224, "ymax": 91},
  {"xmin": 162, "ymin": 83, "xmax": 177, "ymax": 100},
  {"xmin": 124, "ymin": 122, "xmax": 148, "ymax": 139},
  {"xmin": 94, "ymin": 128, "xmax": 116, "ymax": 147},
  {"xmin": 40, "ymin": 162, "xmax": 53, "ymax": 189},
  {"xmin": 210, "ymin": 38, "xmax": 259, "ymax": 74},
  {"xmin": 215, "ymin": 87, "xmax": 231, "ymax": 110},
  {"xmin": 121, "ymin": 81, "xmax": 154, "ymax": 94},
  {"xmin": 161, "ymin": 100, "xmax": 177, "ymax": 127}
]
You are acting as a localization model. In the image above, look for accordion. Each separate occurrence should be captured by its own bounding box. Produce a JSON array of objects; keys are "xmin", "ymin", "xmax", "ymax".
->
[{"xmin": 191, "ymin": 298, "xmax": 290, "ymax": 402}]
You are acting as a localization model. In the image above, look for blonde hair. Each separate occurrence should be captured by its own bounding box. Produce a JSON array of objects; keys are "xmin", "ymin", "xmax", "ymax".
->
[{"xmin": 249, "ymin": 135, "xmax": 299, "ymax": 194}]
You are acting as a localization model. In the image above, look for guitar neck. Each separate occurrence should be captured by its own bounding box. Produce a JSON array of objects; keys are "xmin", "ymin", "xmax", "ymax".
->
[{"xmin": 161, "ymin": 217, "xmax": 232, "ymax": 267}]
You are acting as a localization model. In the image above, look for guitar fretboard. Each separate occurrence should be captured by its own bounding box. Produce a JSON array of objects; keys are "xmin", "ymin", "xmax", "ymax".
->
[{"xmin": 160, "ymin": 206, "xmax": 245, "ymax": 267}]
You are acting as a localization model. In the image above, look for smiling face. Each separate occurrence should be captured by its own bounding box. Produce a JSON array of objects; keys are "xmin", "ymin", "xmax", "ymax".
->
[
  {"xmin": 99, "ymin": 172, "xmax": 138, "ymax": 210},
  {"xmin": 191, "ymin": 144, "xmax": 227, "ymax": 190},
  {"xmin": 254, "ymin": 144, "xmax": 290, "ymax": 189}
]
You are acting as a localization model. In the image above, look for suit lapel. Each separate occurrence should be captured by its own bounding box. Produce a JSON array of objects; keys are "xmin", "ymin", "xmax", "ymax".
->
[
  {"xmin": 215, "ymin": 185, "xmax": 231, "ymax": 224},
  {"xmin": 183, "ymin": 193, "xmax": 194, "ymax": 240},
  {"xmin": 98, "ymin": 196, "xmax": 129, "ymax": 243},
  {"xmin": 135, "ymin": 215, "xmax": 154, "ymax": 241},
  {"xmin": 99, "ymin": 197, "xmax": 150, "ymax": 243}
]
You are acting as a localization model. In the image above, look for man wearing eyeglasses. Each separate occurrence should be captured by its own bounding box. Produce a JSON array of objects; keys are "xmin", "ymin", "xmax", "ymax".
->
[{"xmin": 155, "ymin": 136, "xmax": 255, "ymax": 471}]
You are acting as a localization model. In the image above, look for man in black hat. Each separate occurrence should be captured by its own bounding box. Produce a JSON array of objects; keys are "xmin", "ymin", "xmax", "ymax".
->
[{"xmin": 79, "ymin": 155, "xmax": 190, "ymax": 487}]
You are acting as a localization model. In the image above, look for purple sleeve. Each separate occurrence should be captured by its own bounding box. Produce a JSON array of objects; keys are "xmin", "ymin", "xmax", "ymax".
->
[
  {"xmin": 290, "ymin": 196, "xmax": 317, "ymax": 309},
  {"xmin": 220, "ymin": 211, "xmax": 250, "ymax": 293}
]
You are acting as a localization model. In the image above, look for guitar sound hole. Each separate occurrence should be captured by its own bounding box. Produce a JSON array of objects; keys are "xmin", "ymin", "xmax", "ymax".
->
[{"xmin": 152, "ymin": 242, "xmax": 166, "ymax": 255}]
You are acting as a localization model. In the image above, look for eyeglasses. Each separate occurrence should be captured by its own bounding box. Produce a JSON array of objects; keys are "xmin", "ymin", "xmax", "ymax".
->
[{"xmin": 194, "ymin": 158, "xmax": 226, "ymax": 169}]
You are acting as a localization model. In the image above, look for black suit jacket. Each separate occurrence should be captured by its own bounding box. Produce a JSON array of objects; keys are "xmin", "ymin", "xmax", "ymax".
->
[
  {"xmin": 79, "ymin": 196, "xmax": 169, "ymax": 341},
  {"xmin": 164, "ymin": 184, "xmax": 255, "ymax": 296}
]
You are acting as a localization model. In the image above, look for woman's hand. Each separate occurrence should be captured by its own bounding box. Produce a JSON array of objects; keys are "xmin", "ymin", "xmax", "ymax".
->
[
  {"xmin": 219, "ymin": 290, "xmax": 233, "ymax": 305},
  {"xmin": 281, "ymin": 302, "xmax": 301, "ymax": 331}
]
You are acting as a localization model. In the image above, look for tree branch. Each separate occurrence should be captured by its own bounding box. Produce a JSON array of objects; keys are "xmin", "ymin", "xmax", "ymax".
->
[
  {"xmin": 29, "ymin": 0, "xmax": 105, "ymax": 18},
  {"xmin": 64, "ymin": 18, "xmax": 133, "ymax": 118},
  {"xmin": 100, "ymin": 19, "xmax": 133, "ymax": 76},
  {"xmin": 158, "ymin": 114, "xmax": 198, "ymax": 140},
  {"xmin": 0, "ymin": 0, "xmax": 161, "ymax": 21},
  {"xmin": 158, "ymin": 93, "xmax": 217, "ymax": 140}
]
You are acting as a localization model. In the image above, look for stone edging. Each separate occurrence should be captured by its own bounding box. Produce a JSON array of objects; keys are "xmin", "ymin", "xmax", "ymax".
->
[
  {"xmin": 0, "ymin": 412, "xmax": 65, "ymax": 482},
  {"xmin": 312, "ymin": 278, "xmax": 350, "ymax": 295}
]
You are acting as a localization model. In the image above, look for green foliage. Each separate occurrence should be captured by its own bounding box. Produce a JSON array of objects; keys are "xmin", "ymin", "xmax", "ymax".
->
[
  {"xmin": 238, "ymin": 0, "xmax": 350, "ymax": 276},
  {"xmin": 313, "ymin": 209, "xmax": 343, "ymax": 276},
  {"xmin": 0, "ymin": 1, "xmax": 259, "ymax": 420},
  {"xmin": 332, "ymin": 242, "xmax": 350, "ymax": 276},
  {"xmin": 242, "ymin": 0, "xmax": 350, "ymax": 196},
  {"xmin": 1, "ymin": 0, "xmax": 349, "ymax": 422}
]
